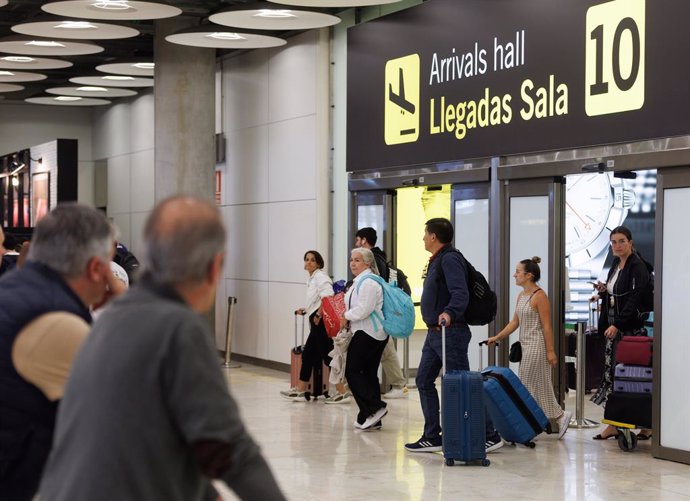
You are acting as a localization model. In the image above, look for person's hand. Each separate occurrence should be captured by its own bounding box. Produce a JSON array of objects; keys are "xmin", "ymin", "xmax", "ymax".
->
[
  {"xmin": 339, "ymin": 315, "xmax": 349, "ymax": 330},
  {"xmin": 312, "ymin": 314, "xmax": 321, "ymax": 326},
  {"xmin": 547, "ymin": 350, "xmax": 557, "ymax": 368},
  {"xmin": 604, "ymin": 325, "xmax": 619, "ymax": 340},
  {"xmin": 295, "ymin": 308, "xmax": 306, "ymax": 315},
  {"xmin": 438, "ymin": 312, "xmax": 451, "ymax": 327},
  {"xmin": 486, "ymin": 336, "xmax": 499, "ymax": 346},
  {"xmin": 593, "ymin": 281, "xmax": 607, "ymax": 294}
]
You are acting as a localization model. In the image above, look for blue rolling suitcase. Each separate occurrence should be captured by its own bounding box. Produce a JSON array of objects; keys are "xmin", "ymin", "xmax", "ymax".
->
[
  {"xmin": 441, "ymin": 324, "xmax": 490, "ymax": 466},
  {"xmin": 481, "ymin": 364, "xmax": 548, "ymax": 448}
]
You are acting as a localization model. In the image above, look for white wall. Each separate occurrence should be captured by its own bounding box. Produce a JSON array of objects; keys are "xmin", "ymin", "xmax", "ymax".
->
[
  {"xmin": 0, "ymin": 102, "xmax": 95, "ymax": 205},
  {"xmin": 92, "ymin": 92, "xmax": 154, "ymax": 258},
  {"xmin": 216, "ymin": 30, "xmax": 331, "ymax": 363}
]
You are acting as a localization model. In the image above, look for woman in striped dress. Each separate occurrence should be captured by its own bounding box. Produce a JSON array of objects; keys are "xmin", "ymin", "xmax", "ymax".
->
[{"xmin": 487, "ymin": 257, "xmax": 571, "ymax": 439}]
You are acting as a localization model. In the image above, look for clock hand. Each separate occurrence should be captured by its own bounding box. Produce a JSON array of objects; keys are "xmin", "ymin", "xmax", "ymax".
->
[{"xmin": 566, "ymin": 201, "xmax": 591, "ymax": 230}]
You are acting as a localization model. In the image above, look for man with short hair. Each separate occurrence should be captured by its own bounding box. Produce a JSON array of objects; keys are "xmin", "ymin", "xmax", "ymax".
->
[
  {"xmin": 405, "ymin": 218, "xmax": 502, "ymax": 453},
  {"xmin": 39, "ymin": 196, "xmax": 286, "ymax": 501},
  {"xmin": 355, "ymin": 227, "xmax": 408, "ymax": 399},
  {"xmin": 0, "ymin": 204, "xmax": 117, "ymax": 500}
]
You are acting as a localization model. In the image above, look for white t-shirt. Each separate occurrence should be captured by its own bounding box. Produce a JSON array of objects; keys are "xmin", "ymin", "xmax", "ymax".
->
[{"xmin": 344, "ymin": 269, "xmax": 386, "ymax": 341}]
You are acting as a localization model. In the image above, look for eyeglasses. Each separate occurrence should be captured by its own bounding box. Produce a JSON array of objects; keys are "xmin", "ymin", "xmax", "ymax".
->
[{"xmin": 610, "ymin": 238, "xmax": 629, "ymax": 246}]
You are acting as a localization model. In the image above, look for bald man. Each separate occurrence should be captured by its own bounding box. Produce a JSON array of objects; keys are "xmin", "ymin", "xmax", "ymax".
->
[{"xmin": 40, "ymin": 196, "xmax": 286, "ymax": 501}]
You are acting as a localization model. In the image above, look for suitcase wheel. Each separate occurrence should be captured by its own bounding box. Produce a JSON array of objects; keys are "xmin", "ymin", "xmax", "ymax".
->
[
  {"xmin": 481, "ymin": 459, "xmax": 491, "ymax": 467},
  {"xmin": 526, "ymin": 441, "xmax": 536, "ymax": 449},
  {"xmin": 304, "ymin": 392, "xmax": 312, "ymax": 401},
  {"xmin": 445, "ymin": 458, "xmax": 454, "ymax": 466},
  {"xmin": 617, "ymin": 431, "xmax": 638, "ymax": 452}
]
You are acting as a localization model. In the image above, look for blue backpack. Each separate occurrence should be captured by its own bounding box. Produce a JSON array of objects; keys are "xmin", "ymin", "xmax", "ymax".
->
[{"xmin": 356, "ymin": 274, "xmax": 415, "ymax": 338}]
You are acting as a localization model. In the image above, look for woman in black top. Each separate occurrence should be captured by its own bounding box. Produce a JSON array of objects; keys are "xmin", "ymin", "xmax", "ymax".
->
[{"xmin": 591, "ymin": 226, "xmax": 651, "ymax": 440}]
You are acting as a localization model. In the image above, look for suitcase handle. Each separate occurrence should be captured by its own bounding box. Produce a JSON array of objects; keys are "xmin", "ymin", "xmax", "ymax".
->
[
  {"xmin": 441, "ymin": 320, "xmax": 447, "ymax": 377},
  {"xmin": 478, "ymin": 340, "xmax": 499, "ymax": 371},
  {"xmin": 294, "ymin": 311, "xmax": 306, "ymax": 352}
]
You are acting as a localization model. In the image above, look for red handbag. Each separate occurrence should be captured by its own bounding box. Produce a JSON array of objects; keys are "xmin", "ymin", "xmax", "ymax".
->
[
  {"xmin": 321, "ymin": 293, "xmax": 346, "ymax": 338},
  {"xmin": 616, "ymin": 336, "xmax": 653, "ymax": 366}
]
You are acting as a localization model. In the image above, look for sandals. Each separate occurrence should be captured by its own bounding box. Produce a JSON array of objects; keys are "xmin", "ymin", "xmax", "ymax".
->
[{"xmin": 593, "ymin": 432, "xmax": 619, "ymax": 440}]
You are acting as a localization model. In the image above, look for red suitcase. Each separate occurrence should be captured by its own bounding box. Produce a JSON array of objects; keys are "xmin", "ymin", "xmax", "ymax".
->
[
  {"xmin": 290, "ymin": 312, "xmax": 329, "ymax": 398},
  {"xmin": 616, "ymin": 336, "xmax": 653, "ymax": 366}
]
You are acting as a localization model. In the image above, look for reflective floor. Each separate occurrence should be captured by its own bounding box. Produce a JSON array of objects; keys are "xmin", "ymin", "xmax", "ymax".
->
[{"xmin": 217, "ymin": 364, "xmax": 690, "ymax": 501}]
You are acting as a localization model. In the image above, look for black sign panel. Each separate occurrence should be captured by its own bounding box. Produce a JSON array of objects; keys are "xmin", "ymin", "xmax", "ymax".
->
[{"xmin": 347, "ymin": 0, "xmax": 690, "ymax": 172}]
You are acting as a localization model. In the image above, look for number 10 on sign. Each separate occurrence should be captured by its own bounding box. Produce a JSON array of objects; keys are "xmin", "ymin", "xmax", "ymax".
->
[{"xmin": 585, "ymin": 0, "xmax": 645, "ymax": 117}]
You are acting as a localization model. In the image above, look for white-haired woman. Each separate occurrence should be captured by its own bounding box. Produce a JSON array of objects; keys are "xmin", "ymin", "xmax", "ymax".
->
[{"xmin": 339, "ymin": 247, "xmax": 389, "ymax": 430}]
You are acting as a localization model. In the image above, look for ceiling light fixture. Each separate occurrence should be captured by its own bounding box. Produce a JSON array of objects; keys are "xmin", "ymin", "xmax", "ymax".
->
[
  {"xmin": 103, "ymin": 75, "xmax": 134, "ymax": 80},
  {"xmin": 77, "ymin": 86, "xmax": 107, "ymax": 91},
  {"xmin": 268, "ymin": 0, "xmax": 403, "ymax": 6},
  {"xmin": 165, "ymin": 25, "xmax": 286, "ymax": 49},
  {"xmin": 209, "ymin": 4, "xmax": 340, "ymax": 31},
  {"xmin": 132, "ymin": 62, "xmax": 154, "ymax": 69},
  {"xmin": 54, "ymin": 21, "xmax": 97, "ymax": 29},
  {"xmin": 92, "ymin": 0, "xmax": 131, "ymax": 9},
  {"xmin": 55, "ymin": 96, "xmax": 82, "ymax": 101},
  {"xmin": 2, "ymin": 56, "xmax": 34, "ymax": 63},
  {"xmin": 25, "ymin": 40, "xmax": 66, "ymax": 47},
  {"xmin": 254, "ymin": 9, "xmax": 296, "ymax": 18},
  {"xmin": 205, "ymin": 32, "xmax": 246, "ymax": 41},
  {"xmin": 0, "ymin": 71, "xmax": 14, "ymax": 76}
]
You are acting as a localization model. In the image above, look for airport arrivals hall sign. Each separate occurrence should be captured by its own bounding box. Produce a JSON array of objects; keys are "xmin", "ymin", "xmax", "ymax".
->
[{"xmin": 346, "ymin": 0, "xmax": 689, "ymax": 173}]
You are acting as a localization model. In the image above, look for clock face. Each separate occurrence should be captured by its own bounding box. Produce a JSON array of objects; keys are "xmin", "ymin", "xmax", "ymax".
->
[{"xmin": 565, "ymin": 173, "xmax": 613, "ymax": 255}]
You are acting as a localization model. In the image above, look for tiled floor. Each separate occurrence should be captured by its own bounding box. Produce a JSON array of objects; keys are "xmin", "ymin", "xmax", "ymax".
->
[{"xmin": 216, "ymin": 364, "xmax": 690, "ymax": 501}]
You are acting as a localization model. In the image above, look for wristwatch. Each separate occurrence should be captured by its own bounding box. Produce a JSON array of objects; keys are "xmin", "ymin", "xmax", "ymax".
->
[{"xmin": 565, "ymin": 172, "xmax": 635, "ymax": 322}]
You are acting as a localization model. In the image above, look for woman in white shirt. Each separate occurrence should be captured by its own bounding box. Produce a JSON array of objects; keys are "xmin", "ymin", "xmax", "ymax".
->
[
  {"xmin": 340, "ymin": 248, "xmax": 389, "ymax": 430},
  {"xmin": 282, "ymin": 250, "xmax": 349, "ymax": 402}
]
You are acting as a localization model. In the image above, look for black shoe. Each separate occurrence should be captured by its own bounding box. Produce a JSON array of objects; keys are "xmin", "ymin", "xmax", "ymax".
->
[{"xmin": 404, "ymin": 436, "xmax": 442, "ymax": 453}]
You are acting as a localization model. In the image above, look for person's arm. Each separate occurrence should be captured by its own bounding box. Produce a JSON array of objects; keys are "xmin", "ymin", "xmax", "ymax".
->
[
  {"xmin": 165, "ymin": 317, "xmax": 286, "ymax": 501},
  {"xmin": 533, "ymin": 290, "xmax": 557, "ymax": 367},
  {"xmin": 344, "ymin": 278, "xmax": 380, "ymax": 322},
  {"xmin": 440, "ymin": 252, "xmax": 469, "ymax": 326},
  {"xmin": 487, "ymin": 304, "xmax": 520, "ymax": 345}
]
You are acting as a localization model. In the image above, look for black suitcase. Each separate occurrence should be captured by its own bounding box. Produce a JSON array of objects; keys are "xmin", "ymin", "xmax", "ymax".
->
[
  {"xmin": 566, "ymin": 332, "xmax": 606, "ymax": 392},
  {"xmin": 603, "ymin": 392, "xmax": 652, "ymax": 428}
]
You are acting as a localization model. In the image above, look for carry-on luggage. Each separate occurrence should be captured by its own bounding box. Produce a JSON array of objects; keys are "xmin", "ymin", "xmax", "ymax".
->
[
  {"xmin": 566, "ymin": 331, "xmax": 606, "ymax": 392},
  {"xmin": 612, "ymin": 380, "xmax": 653, "ymax": 393},
  {"xmin": 290, "ymin": 312, "xmax": 329, "ymax": 400},
  {"xmin": 614, "ymin": 363, "xmax": 653, "ymax": 380},
  {"xmin": 441, "ymin": 322, "xmax": 490, "ymax": 466},
  {"xmin": 480, "ymin": 343, "xmax": 548, "ymax": 448},
  {"xmin": 615, "ymin": 336, "xmax": 653, "ymax": 366},
  {"xmin": 604, "ymin": 392, "xmax": 652, "ymax": 429}
]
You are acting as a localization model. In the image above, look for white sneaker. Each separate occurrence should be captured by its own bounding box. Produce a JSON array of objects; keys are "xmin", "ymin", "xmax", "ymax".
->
[
  {"xmin": 382, "ymin": 387, "xmax": 409, "ymax": 399},
  {"xmin": 557, "ymin": 411, "xmax": 572, "ymax": 439},
  {"xmin": 361, "ymin": 407, "xmax": 388, "ymax": 429},
  {"xmin": 325, "ymin": 392, "xmax": 352, "ymax": 404}
]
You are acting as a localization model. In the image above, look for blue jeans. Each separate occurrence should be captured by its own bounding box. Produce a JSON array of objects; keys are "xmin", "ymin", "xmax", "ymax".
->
[{"xmin": 416, "ymin": 326, "xmax": 498, "ymax": 440}]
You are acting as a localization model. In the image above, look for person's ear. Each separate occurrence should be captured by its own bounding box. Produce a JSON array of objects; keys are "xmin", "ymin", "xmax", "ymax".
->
[
  {"xmin": 86, "ymin": 256, "xmax": 104, "ymax": 282},
  {"xmin": 207, "ymin": 252, "xmax": 224, "ymax": 285}
]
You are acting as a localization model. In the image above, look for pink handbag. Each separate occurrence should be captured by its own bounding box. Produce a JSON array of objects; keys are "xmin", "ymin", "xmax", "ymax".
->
[{"xmin": 321, "ymin": 293, "xmax": 346, "ymax": 338}]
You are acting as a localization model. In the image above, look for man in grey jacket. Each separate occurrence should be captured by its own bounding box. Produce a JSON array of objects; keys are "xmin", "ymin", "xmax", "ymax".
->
[{"xmin": 39, "ymin": 196, "xmax": 286, "ymax": 501}]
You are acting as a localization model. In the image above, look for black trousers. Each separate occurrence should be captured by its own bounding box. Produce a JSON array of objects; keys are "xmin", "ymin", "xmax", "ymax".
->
[
  {"xmin": 345, "ymin": 331, "xmax": 388, "ymax": 424},
  {"xmin": 299, "ymin": 314, "xmax": 333, "ymax": 383}
]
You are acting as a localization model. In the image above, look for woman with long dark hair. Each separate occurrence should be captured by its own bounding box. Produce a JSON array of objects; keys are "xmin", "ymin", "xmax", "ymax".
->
[{"xmin": 590, "ymin": 226, "xmax": 651, "ymax": 440}]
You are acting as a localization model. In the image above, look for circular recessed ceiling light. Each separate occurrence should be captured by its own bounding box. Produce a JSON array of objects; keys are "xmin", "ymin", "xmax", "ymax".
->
[
  {"xmin": 42, "ymin": 1, "xmax": 182, "ymax": 21},
  {"xmin": 268, "ymin": 0, "xmax": 401, "ymax": 5},
  {"xmin": 12, "ymin": 17, "xmax": 140, "ymax": 40},
  {"xmin": 46, "ymin": 85, "xmax": 138, "ymax": 97},
  {"xmin": 0, "ymin": 71, "xmax": 47, "ymax": 83},
  {"xmin": 69, "ymin": 75, "xmax": 153, "ymax": 87},
  {"xmin": 0, "ymin": 83, "xmax": 24, "ymax": 93},
  {"xmin": 0, "ymin": 36, "xmax": 103, "ymax": 56},
  {"xmin": 26, "ymin": 95, "xmax": 111, "ymax": 106},
  {"xmin": 0, "ymin": 0, "xmax": 8, "ymax": 6},
  {"xmin": 0, "ymin": 56, "xmax": 72, "ymax": 70},
  {"xmin": 165, "ymin": 26, "xmax": 286, "ymax": 49},
  {"xmin": 96, "ymin": 60, "xmax": 153, "ymax": 76},
  {"xmin": 209, "ymin": 4, "xmax": 340, "ymax": 30}
]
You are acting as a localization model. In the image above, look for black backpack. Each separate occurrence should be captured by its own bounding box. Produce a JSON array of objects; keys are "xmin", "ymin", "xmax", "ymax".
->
[
  {"xmin": 637, "ymin": 252, "xmax": 654, "ymax": 312},
  {"xmin": 388, "ymin": 264, "xmax": 412, "ymax": 296},
  {"xmin": 441, "ymin": 249, "xmax": 497, "ymax": 326}
]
